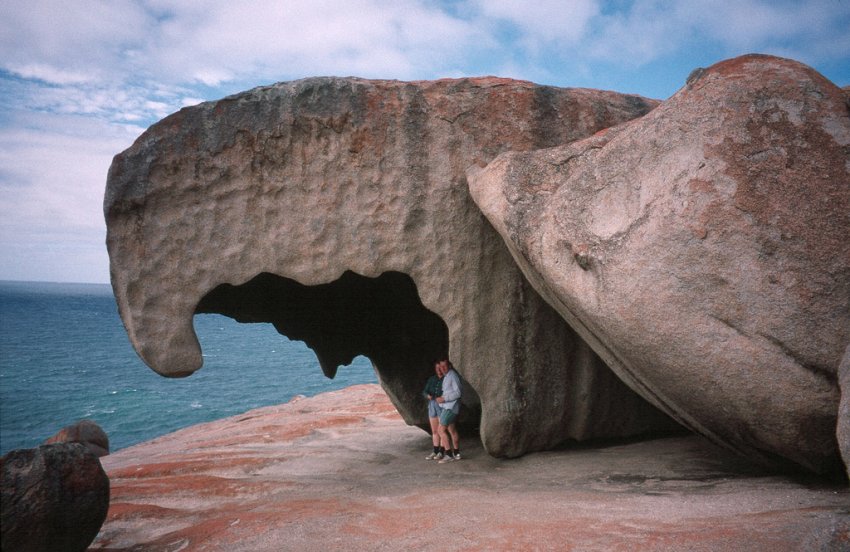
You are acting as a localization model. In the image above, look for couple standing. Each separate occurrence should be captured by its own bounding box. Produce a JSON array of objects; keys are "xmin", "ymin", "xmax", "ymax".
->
[{"xmin": 422, "ymin": 358, "xmax": 461, "ymax": 463}]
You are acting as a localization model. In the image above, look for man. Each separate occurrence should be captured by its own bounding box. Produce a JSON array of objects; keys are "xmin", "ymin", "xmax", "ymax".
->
[{"xmin": 436, "ymin": 359, "xmax": 461, "ymax": 463}]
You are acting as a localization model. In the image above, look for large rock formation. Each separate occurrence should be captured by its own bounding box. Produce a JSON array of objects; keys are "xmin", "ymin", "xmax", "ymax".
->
[
  {"xmin": 469, "ymin": 55, "xmax": 850, "ymax": 474},
  {"xmin": 1, "ymin": 443, "xmax": 110, "ymax": 552},
  {"xmin": 105, "ymin": 77, "xmax": 676, "ymax": 458},
  {"xmin": 45, "ymin": 419, "xmax": 110, "ymax": 457}
]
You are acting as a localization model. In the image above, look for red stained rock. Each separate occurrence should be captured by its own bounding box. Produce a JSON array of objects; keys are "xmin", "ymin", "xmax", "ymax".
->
[
  {"xmin": 45, "ymin": 418, "xmax": 110, "ymax": 457},
  {"xmin": 91, "ymin": 385, "xmax": 848, "ymax": 551}
]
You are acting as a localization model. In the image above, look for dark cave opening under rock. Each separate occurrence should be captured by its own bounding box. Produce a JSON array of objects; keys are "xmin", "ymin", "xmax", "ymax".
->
[{"xmin": 195, "ymin": 270, "xmax": 480, "ymax": 433}]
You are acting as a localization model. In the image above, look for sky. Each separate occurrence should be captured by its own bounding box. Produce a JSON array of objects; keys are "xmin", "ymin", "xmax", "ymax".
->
[{"xmin": 1, "ymin": 1, "xmax": 848, "ymax": 284}]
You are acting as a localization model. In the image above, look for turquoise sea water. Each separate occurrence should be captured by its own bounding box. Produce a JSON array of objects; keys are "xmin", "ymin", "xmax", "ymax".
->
[{"xmin": 0, "ymin": 281, "xmax": 377, "ymax": 455}]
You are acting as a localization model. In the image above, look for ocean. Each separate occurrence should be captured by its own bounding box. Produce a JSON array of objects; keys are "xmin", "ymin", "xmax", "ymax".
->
[{"xmin": 0, "ymin": 280, "xmax": 377, "ymax": 455}]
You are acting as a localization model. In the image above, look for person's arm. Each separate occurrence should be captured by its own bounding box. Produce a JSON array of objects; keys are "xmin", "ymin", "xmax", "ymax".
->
[{"xmin": 422, "ymin": 376, "xmax": 435, "ymax": 399}]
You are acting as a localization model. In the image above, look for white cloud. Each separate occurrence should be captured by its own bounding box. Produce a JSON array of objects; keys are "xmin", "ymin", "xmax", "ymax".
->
[
  {"xmin": 691, "ymin": 0, "xmax": 815, "ymax": 49},
  {"xmin": 0, "ymin": 111, "xmax": 142, "ymax": 283},
  {"xmin": 2, "ymin": 74, "xmax": 199, "ymax": 127},
  {"xmin": 142, "ymin": 0, "xmax": 482, "ymax": 82},
  {"xmin": 584, "ymin": 0, "xmax": 850, "ymax": 67},
  {"xmin": 1, "ymin": 0, "xmax": 487, "ymax": 119},
  {"xmin": 0, "ymin": 0, "xmax": 481, "ymax": 86},
  {"xmin": 583, "ymin": 4, "xmax": 673, "ymax": 64},
  {"xmin": 690, "ymin": 0, "xmax": 850, "ymax": 63},
  {"xmin": 6, "ymin": 63, "xmax": 96, "ymax": 85},
  {"xmin": 472, "ymin": 0, "xmax": 599, "ymax": 43},
  {"xmin": 3, "ymin": 1, "xmax": 845, "ymax": 116},
  {"xmin": 0, "ymin": 0, "xmax": 152, "ymax": 82},
  {"xmin": 0, "ymin": 0, "xmax": 490, "ymax": 283}
]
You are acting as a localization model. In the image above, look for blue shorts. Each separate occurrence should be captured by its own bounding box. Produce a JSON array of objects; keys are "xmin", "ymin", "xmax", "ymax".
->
[
  {"xmin": 439, "ymin": 407, "xmax": 458, "ymax": 426},
  {"xmin": 428, "ymin": 399, "xmax": 440, "ymax": 418}
]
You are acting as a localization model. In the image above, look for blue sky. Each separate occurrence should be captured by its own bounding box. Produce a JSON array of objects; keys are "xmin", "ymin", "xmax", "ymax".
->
[{"xmin": 1, "ymin": 0, "xmax": 848, "ymax": 284}]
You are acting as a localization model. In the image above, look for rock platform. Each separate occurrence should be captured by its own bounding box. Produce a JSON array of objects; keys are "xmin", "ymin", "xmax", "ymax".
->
[{"xmin": 91, "ymin": 385, "xmax": 849, "ymax": 551}]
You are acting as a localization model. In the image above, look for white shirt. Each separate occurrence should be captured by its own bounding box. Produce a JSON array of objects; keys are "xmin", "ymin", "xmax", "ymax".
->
[{"xmin": 440, "ymin": 369, "xmax": 461, "ymax": 411}]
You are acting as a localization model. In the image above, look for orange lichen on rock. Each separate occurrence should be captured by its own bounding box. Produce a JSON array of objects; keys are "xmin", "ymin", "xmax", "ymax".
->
[{"xmin": 90, "ymin": 385, "xmax": 849, "ymax": 551}]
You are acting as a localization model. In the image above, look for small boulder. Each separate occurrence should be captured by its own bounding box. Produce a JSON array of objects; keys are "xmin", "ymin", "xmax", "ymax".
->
[
  {"xmin": 1, "ymin": 443, "xmax": 110, "ymax": 552},
  {"xmin": 45, "ymin": 418, "xmax": 110, "ymax": 457}
]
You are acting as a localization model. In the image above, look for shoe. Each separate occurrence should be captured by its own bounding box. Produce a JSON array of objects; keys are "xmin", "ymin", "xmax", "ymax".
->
[
  {"xmin": 435, "ymin": 452, "xmax": 444, "ymax": 461},
  {"xmin": 425, "ymin": 452, "xmax": 438, "ymax": 460},
  {"xmin": 438, "ymin": 455, "xmax": 455, "ymax": 464},
  {"xmin": 453, "ymin": 452, "xmax": 461, "ymax": 460}
]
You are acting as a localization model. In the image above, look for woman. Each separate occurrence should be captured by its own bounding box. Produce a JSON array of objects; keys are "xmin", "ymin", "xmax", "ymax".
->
[{"xmin": 422, "ymin": 360, "xmax": 444, "ymax": 460}]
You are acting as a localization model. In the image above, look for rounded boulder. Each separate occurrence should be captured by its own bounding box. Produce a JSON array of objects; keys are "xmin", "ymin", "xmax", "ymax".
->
[{"xmin": 1, "ymin": 443, "xmax": 110, "ymax": 552}]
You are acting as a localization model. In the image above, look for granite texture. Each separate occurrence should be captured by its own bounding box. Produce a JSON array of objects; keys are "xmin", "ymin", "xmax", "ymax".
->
[
  {"xmin": 105, "ymin": 76, "xmax": 673, "ymax": 458},
  {"xmin": 469, "ymin": 54, "xmax": 850, "ymax": 474},
  {"xmin": 91, "ymin": 385, "xmax": 850, "ymax": 551}
]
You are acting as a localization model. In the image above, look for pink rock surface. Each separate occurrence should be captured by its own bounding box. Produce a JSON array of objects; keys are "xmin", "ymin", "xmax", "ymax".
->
[{"xmin": 91, "ymin": 385, "xmax": 849, "ymax": 551}]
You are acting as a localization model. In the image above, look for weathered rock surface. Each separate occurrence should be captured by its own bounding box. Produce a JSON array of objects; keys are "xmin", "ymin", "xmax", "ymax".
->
[
  {"xmin": 105, "ymin": 76, "xmax": 676, "ymax": 457},
  {"xmin": 469, "ymin": 54, "xmax": 850, "ymax": 474},
  {"xmin": 91, "ymin": 385, "xmax": 850, "ymax": 551},
  {"xmin": 840, "ymin": 345, "xmax": 850, "ymax": 479},
  {"xmin": 45, "ymin": 418, "xmax": 110, "ymax": 457},
  {"xmin": 1, "ymin": 443, "xmax": 110, "ymax": 552}
]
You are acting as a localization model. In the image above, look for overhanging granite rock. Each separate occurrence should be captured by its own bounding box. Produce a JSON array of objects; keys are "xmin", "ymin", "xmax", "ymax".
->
[{"xmin": 105, "ymin": 77, "xmax": 675, "ymax": 457}]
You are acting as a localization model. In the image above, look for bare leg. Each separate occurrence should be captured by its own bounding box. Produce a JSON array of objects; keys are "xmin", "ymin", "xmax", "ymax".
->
[
  {"xmin": 429, "ymin": 417, "xmax": 440, "ymax": 446},
  {"xmin": 447, "ymin": 423, "xmax": 459, "ymax": 452},
  {"xmin": 438, "ymin": 424, "xmax": 452, "ymax": 451}
]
